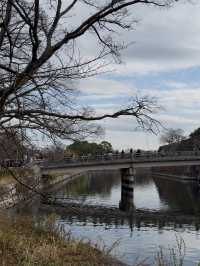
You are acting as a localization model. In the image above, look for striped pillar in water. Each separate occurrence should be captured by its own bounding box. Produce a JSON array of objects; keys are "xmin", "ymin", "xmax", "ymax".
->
[{"xmin": 119, "ymin": 167, "xmax": 135, "ymax": 211}]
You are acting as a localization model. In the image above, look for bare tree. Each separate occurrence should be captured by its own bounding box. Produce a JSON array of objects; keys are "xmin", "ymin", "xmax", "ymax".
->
[
  {"xmin": 0, "ymin": 0, "xmax": 179, "ymax": 142},
  {"xmin": 41, "ymin": 142, "xmax": 65, "ymax": 160},
  {"xmin": 0, "ymin": 129, "xmax": 26, "ymax": 160},
  {"xmin": 160, "ymin": 128, "xmax": 186, "ymax": 145}
]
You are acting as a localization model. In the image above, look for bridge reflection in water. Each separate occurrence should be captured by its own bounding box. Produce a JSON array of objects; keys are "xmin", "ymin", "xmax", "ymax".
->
[
  {"xmin": 41, "ymin": 151, "xmax": 200, "ymax": 214},
  {"xmin": 13, "ymin": 167, "xmax": 200, "ymax": 266},
  {"xmin": 31, "ymin": 168, "xmax": 200, "ymax": 232}
]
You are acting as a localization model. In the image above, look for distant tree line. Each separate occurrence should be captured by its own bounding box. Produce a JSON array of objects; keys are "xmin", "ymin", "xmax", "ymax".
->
[
  {"xmin": 33, "ymin": 140, "xmax": 113, "ymax": 161},
  {"xmin": 159, "ymin": 127, "xmax": 200, "ymax": 152},
  {"xmin": 65, "ymin": 140, "xmax": 113, "ymax": 156}
]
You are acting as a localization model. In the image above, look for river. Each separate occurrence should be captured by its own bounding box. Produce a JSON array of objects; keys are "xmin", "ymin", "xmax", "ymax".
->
[{"xmin": 18, "ymin": 169, "xmax": 200, "ymax": 265}]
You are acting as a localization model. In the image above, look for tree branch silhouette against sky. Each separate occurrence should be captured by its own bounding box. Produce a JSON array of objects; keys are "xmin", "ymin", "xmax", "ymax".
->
[{"xmin": 0, "ymin": 0, "xmax": 185, "ymax": 148}]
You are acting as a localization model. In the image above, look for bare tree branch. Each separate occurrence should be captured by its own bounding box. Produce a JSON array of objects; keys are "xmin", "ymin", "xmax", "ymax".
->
[{"xmin": 0, "ymin": 0, "xmax": 180, "ymax": 142}]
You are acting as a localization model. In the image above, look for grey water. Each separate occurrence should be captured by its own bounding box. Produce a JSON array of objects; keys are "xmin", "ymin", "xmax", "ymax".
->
[
  {"xmin": 40, "ymin": 169, "xmax": 200, "ymax": 266},
  {"xmin": 22, "ymin": 169, "xmax": 200, "ymax": 265}
]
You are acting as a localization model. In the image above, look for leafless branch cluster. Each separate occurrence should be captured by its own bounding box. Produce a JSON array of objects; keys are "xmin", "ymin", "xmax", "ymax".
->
[
  {"xmin": 0, "ymin": 0, "xmax": 179, "ymax": 141},
  {"xmin": 160, "ymin": 128, "xmax": 186, "ymax": 145}
]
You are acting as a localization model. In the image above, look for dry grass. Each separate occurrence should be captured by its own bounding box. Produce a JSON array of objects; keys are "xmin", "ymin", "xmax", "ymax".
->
[
  {"xmin": 155, "ymin": 236, "xmax": 186, "ymax": 266},
  {"xmin": 0, "ymin": 213, "xmax": 120, "ymax": 266},
  {"xmin": 0, "ymin": 168, "xmax": 33, "ymax": 181},
  {"xmin": 0, "ymin": 211, "xmax": 190, "ymax": 266}
]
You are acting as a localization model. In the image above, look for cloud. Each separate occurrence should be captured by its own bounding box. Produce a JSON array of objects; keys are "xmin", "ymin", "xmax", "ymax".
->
[
  {"xmin": 79, "ymin": 77, "xmax": 135, "ymax": 95},
  {"xmin": 58, "ymin": 1, "xmax": 200, "ymax": 76},
  {"xmin": 76, "ymin": 1, "xmax": 200, "ymax": 75},
  {"xmin": 117, "ymin": 1, "xmax": 200, "ymax": 74},
  {"xmin": 79, "ymin": 76, "xmax": 200, "ymax": 115},
  {"xmin": 102, "ymin": 129, "xmax": 159, "ymax": 150},
  {"xmin": 77, "ymin": 77, "xmax": 200, "ymax": 148},
  {"xmin": 67, "ymin": 1, "xmax": 200, "ymax": 149},
  {"xmin": 78, "ymin": 77, "xmax": 137, "ymax": 106}
]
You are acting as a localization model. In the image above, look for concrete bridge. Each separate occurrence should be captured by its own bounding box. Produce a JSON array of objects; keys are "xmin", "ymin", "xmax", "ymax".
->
[
  {"xmin": 39, "ymin": 151, "xmax": 200, "ymax": 212},
  {"xmin": 41, "ymin": 151, "xmax": 200, "ymax": 173}
]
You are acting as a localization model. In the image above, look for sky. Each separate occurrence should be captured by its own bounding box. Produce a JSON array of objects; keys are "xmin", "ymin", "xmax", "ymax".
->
[{"xmin": 68, "ymin": 1, "xmax": 200, "ymax": 151}]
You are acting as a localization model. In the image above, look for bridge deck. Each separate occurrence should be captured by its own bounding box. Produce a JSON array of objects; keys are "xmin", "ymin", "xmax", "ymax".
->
[{"xmin": 40, "ymin": 152, "xmax": 200, "ymax": 174}]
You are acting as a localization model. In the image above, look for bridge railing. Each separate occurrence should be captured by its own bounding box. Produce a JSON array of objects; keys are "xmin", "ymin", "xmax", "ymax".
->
[{"xmin": 38, "ymin": 150, "xmax": 200, "ymax": 168}]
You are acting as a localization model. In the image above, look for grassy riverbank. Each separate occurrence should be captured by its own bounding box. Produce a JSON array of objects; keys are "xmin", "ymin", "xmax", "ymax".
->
[
  {"xmin": 0, "ymin": 168, "xmax": 33, "ymax": 182},
  {"xmin": 0, "ymin": 211, "xmax": 197, "ymax": 266},
  {"xmin": 0, "ymin": 213, "xmax": 124, "ymax": 266}
]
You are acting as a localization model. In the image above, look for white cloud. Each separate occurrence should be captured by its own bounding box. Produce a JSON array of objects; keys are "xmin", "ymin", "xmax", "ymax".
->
[
  {"xmin": 78, "ymin": 78, "xmax": 200, "ymax": 149},
  {"xmin": 76, "ymin": 1, "xmax": 200, "ymax": 75},
  {"xmin": 79, "ymin": 77, "xmax": 136, "ymax": 97},
  {"xmin": 118, "ymin": 1, "xmax": 200, "ymax": 74},
  {"xmin": 66, "ymin": 1, "xmax": 200, "ymax": 149},
  {"xmin": 102, "ymin": 129, "xmax": 159, "ymax": 150}
]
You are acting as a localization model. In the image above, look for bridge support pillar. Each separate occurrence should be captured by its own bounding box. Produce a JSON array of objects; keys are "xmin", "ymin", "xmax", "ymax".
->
[{"xmin": 119, "ymin": 167, "xmax": 135, "ymax": 212}]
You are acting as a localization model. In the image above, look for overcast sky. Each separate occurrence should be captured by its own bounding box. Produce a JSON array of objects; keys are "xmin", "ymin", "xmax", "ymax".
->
[{"xmin": 74, "ymin": 1, "xmax": 200, "ymax": 150}]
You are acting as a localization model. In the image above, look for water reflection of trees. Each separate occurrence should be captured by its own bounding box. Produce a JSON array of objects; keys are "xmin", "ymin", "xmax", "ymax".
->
[
  {"xmin": 55, "ymin": 170, "xmax": 121, "ymax": 199},
  {"xmin": 152, "ymin": 165, "xmax": 200, "ymax": 179},
  {"xmin": 153, "ymin": 176, "xmax": 200, "ymax": 214},
  {"xmin": 56, "ymin": 169, "xmax": 154, "ymax": 199},
  {"xmin": 35, "ymin": 203, "xmax": 200, "ymax": 233},
  {"xmin": 53, "ymin": 169, "xmax": 156, "ymax": 205},
  {"xmin": 134, "ymin": 169, "xmax": 153, "ymax": 187},
  {"xmin": 51, "ymin": 168, "xmax": 200, "ymax": 216},
  {"xmin": 87, "ymin": 170, "xmax": 121, "ymax": 194}
]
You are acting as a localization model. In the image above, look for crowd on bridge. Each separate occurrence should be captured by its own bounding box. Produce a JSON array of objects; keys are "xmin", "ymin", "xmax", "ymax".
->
[
  {"xmin": 62, "ymin": 149, "xmax": 154, "ymax": 163},
  {"xmin": 59, "ymin": 149, "xmax": 200, "ymax": 164}
]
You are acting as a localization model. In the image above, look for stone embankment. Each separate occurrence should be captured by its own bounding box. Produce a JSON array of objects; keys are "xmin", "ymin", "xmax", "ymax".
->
[
  {"xmin": 0, "ymin": 166, "xmax": 84, "ymax": 208},
  {"xmin": 152, "ymin": 165, "xmax": 200, "ymax": 181},
  {"xmin": 153, "ymin": 172, "xmax": 198, "ymax": 181}
]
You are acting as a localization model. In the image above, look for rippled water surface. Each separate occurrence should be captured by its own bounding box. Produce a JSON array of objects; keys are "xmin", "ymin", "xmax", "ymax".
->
[{"xmin": 34, "ymin": 170, "xmax": 200, "ymax": 265}]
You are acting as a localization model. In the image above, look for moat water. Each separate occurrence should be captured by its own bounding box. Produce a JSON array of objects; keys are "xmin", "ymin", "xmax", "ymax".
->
[{"xmin": 23, "ymin": 170, "xmax": 200, "ymax": 265}]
